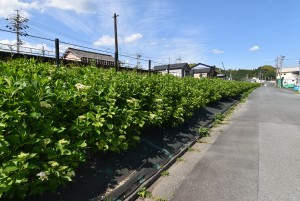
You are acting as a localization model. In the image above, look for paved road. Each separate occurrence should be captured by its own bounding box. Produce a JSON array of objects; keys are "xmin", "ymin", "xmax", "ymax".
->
[
  {"xmin": 172, "ymin": 86, "xmax": 300, "ymax": 201},
  {"xmin": 145, "ymin": 86, "xmax": 300, "ymax": 201}
]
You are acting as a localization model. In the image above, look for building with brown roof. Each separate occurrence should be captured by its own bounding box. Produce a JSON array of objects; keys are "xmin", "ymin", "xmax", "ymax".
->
[{"xmin": 63, "ymin": 47, "xmax": 115, "ymax": 67}]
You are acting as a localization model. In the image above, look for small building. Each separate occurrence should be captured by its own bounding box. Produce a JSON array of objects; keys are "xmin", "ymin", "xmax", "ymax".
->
[
  {"xmin": 153, "ymin": 63, "xmax": 191, "ymax": 78},
  {"xmin": 63, "ymin": 47, "xmax": 115, "ymax": 67},
  {"xmin": 191, "ymin": 67, "xmax": 210, "ymax": 78},
  {"xmin": 191, "ymin": 66, "xmax": 217, "ymax": 78},
  {"xmin": 279, "ymin": 67, "xmax": 300, "ymax": 87}
]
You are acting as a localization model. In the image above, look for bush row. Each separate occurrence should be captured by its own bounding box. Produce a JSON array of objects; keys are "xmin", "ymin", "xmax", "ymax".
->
[{"xmin": 0, "ymin": 59, "xmax": 259, "ymax": 199}]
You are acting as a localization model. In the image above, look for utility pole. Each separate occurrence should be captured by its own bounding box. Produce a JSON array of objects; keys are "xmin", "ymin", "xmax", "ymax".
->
[
  {"xmin": 6, "ymin": 10, "xmax": 29, "ymax": 53},
  {"xmin": 113, "ymin": 13, "xmax": 119, "ymax": 71},
  {"xmin": 279, "ymin": 55, "xmax": 285, "ymax": 88},
  {"xmin": 275, "ymin": 57, "xmax": 279, "ymax": 86}
]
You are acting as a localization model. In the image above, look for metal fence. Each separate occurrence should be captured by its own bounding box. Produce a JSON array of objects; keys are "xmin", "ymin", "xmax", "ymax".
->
[{"xmin": 0, "ymin": 42, "xmax": 55, "ymax": 57}]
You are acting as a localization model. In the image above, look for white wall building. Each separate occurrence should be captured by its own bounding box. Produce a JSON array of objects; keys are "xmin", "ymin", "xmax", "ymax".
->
[
  {"xmin": 153, "ymin": 63, "xmax": 191, "ymax": 78},
  {"xmin": 279, "ymin": 67, "xmax": 300, "ymax": 86}
]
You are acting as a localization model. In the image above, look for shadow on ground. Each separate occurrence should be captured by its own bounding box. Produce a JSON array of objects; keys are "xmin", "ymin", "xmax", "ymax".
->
[{"xmin": 25, "ymin": 97, "xmax": 238, "ymax": 201}]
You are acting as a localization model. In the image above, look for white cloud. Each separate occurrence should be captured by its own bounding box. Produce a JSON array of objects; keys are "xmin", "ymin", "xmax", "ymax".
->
[
  {"xmin": 93, "ymin": 35, "xmax": 115, "ymax": 47},
  {"xmin": 94, "ymin": 33, "xmax": 143, "ymax": 47},
  {"xmin": 44, "ymin": 0, "xmax": 97, "ymax": 14},
  {"xmin": 0, "ymin": 0, "xmax": 40, "ymax": 18},
  {"xmin": 124, "ymin": 33, "xmax": 143, "ymax": 43},
  {"xmin": 0, "ymin": 0, "xmax": 97, "ymax": 18},
  {"xmin": 249, "ymin": 45, "xmax": 260, "ymax": 52},
  {"xmin": 211, "ymin": 49, "xmax": 224, "ymax": 54},
  {"xmin": 0, "ymin": 39, "xmax": 16, "ymax": 45},
  {"xmin": 150, "ymin": 42, "xmax": 157, "ymax": 46}
]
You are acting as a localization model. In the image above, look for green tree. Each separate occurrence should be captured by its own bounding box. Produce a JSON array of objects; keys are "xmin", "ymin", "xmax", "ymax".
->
[{"xmin": 258, "ymin": 65, "xmax": 276, "ymax": 80}]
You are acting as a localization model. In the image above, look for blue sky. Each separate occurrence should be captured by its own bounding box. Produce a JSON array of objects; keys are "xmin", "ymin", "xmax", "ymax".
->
[{"xmin": 0, "ymin": 0, "xmax": 300, "ymax": 69}]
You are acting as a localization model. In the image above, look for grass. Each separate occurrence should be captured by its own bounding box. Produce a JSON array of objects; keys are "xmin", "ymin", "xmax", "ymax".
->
[
  {"xmin": 188, "ymin": 147, "xmax": 200, "ymax": 152},
  {"xmin": 155, "ymin": 197, "xmax": 167, "ymax": 201},
  {"xmin": 196, "ymin": 139, "xmax": 208, "ymax": 143},
  {"xmin": 198, "ymin": 127, "xmax": 210, "ymax": 137},
  {"xmin": 137, "ymin": 187, "xmax": 152, "ymax": 198},
  {"xmin": 161, "ymin": 170, "xmax": 170, "ymax": 177},
  {"xmin": 176, "ymin": 157, "xmax": 185, "ymax": 163},
  {"xmin": 214, "ymin": 113, "xmax": 225, "ymax": 124}
]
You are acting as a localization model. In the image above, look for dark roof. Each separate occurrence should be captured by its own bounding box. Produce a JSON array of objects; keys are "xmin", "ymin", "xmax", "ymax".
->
[
  {"xmin": 153, "ymin": 63, "xmax": 190, "ymax": 71},
  {"xmin": 191, "ymin": 67, "xmax": 211, "ymax": 73},
  {"xmin": 64, "ymin": 47, "xmax": 115, "ymax": 62},
  {"xmin": 191, "ymin": 62, "xmax": 215, "ymax": 68}
]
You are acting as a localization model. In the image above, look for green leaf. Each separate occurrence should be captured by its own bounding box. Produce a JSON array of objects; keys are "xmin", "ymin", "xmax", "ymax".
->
[
  {"xmin": 6, "ymin": 135, "xmax": 20, "ymax": 145},
  {"xmin": 107, "ymin": 124, "xmax": 114, "ymax": 130},
  {"xmin": 30, "ymin": 112, "xmax": 41, "ymax": 119},
  {"xmin": 3, "ymin": 166, "xmax": 19, "ymax": 173},
  {"xmin": 27, "ymin": 164, "xmax": 40, "ymax": 170},
  {"xmin": 78, "ymin": 141, "xmax": 87, "ymax": 148}
]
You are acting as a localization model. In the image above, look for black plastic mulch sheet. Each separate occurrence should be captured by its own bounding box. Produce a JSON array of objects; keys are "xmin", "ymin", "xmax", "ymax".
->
[{"xmin": 25, "ymin": 97, "xmax": 238, "ymax": 201}]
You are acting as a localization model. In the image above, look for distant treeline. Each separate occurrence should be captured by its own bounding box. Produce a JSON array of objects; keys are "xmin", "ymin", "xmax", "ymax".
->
[{"xmin": 225, "ymin": 65, "xmax": 276, "ymax": 81}]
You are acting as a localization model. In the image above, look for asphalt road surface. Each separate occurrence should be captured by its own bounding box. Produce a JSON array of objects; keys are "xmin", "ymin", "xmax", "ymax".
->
[{"xmin": 146, "ymin": 86, "xmax": 300, "ymax": 201}]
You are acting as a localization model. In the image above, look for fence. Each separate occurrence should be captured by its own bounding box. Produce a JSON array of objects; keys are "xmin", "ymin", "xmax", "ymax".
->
[{"xmin": 0, "ymin": 42, "xmax": 55, "ymax": 58}]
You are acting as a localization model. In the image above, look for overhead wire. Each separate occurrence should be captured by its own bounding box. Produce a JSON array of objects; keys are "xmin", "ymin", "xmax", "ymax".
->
[
  {"xmin": 1, "ymin": 19, "xmax": 169, "ymax": 66},
  {"xmin": 28, "ymin": 18, "xmax": 170, "ymax": 64}
]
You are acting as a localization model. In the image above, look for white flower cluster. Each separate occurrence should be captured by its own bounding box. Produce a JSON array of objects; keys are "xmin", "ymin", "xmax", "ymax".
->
[
  {"xmin": 75, "ymin": 83, "xmax": 91, "ymax": 91},
  {"xmin": 36, "ymin": 171, "xmax": 48, "ymax": 181}
]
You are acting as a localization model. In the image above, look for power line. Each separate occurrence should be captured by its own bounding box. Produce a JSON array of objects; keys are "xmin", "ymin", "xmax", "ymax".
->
[{"xmin": 1, "ymin": 21, "xmax": 168, "ymax": 67}]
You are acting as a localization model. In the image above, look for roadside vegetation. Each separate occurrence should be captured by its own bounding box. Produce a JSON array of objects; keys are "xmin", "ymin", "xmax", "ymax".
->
[{"xmin": 0, "ymin": 59, "xmax": 260, "ymax": 199}]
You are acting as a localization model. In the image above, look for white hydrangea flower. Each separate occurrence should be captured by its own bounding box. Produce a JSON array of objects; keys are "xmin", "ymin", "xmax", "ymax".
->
[
  {"xmin": 36, "ymin": 171, "xmax": 48, "ymax": 181},
  {"xmin": 75, "ymin": 83, "xmax": 91, "ymax": 91}
]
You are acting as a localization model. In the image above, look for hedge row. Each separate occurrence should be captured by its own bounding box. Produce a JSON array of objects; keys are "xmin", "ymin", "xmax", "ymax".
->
[{"xmin": 0, "ymin": 59, "xmax": 259, "ymax": 199}]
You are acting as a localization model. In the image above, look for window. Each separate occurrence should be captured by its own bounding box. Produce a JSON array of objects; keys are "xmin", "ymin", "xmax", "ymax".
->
[{"xmin": 81, "ymin": 57, "xmax": 87, "ymax": 62}]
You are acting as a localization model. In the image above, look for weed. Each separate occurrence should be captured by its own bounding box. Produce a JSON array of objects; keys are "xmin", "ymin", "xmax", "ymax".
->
[
  {"xmin": 176, "ymin": 157, "xmax": 185, "ymax": 162},
  {"xmin": 137, "ymin": 187, "xmax": 152, "ymax": 198},
  {"xmin": 198, "ymin": 127, "xmax": 210, "ymax": 137},
  {"xmin": 161, "ymin": 170, "xmax": 170, "ymax": 177},
  {"xmin": 156, "ymin": 197, "xmax": 167, "ymax": 201},
  {"xmin": 196, "ymin": 139, "xmax": 207, "ymax": 143},
  {"xmin": 188, "ymin": 147, "xmax": 200, "ymax": 152},
  {"xmin": 215, "ymin": 113, "xmax": 225, "ymax": 124}
]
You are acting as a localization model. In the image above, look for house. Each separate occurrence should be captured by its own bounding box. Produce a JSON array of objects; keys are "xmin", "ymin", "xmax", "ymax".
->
[
  {"xmin": 63, "ymin": 47, "xmax": 115, "ymax": 67},
  {"xmin": 153, "ymin": 63, "xmax": 191, "ymax": 78},
  {"xmin": 191, "ymin": 65, "xmax": 217, "ymax": 78},
  {"xmin": 191, "ymin": 67, "xmax": 211, "ymax": 78},
  {"xmin": 279, "ymin": 67, "xmax": 300, "ymax": 87}
]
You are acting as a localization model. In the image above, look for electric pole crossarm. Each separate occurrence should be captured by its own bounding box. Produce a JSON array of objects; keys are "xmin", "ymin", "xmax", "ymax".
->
[{"xmin": 6, "ymin": 10, "xmax": 29, "ymax": 53}]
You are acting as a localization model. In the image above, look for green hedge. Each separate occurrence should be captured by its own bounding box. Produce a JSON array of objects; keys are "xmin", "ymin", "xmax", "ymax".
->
[{"xmin": 0, "ymin": 59, "xmax": 259, "ymax": 199}]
